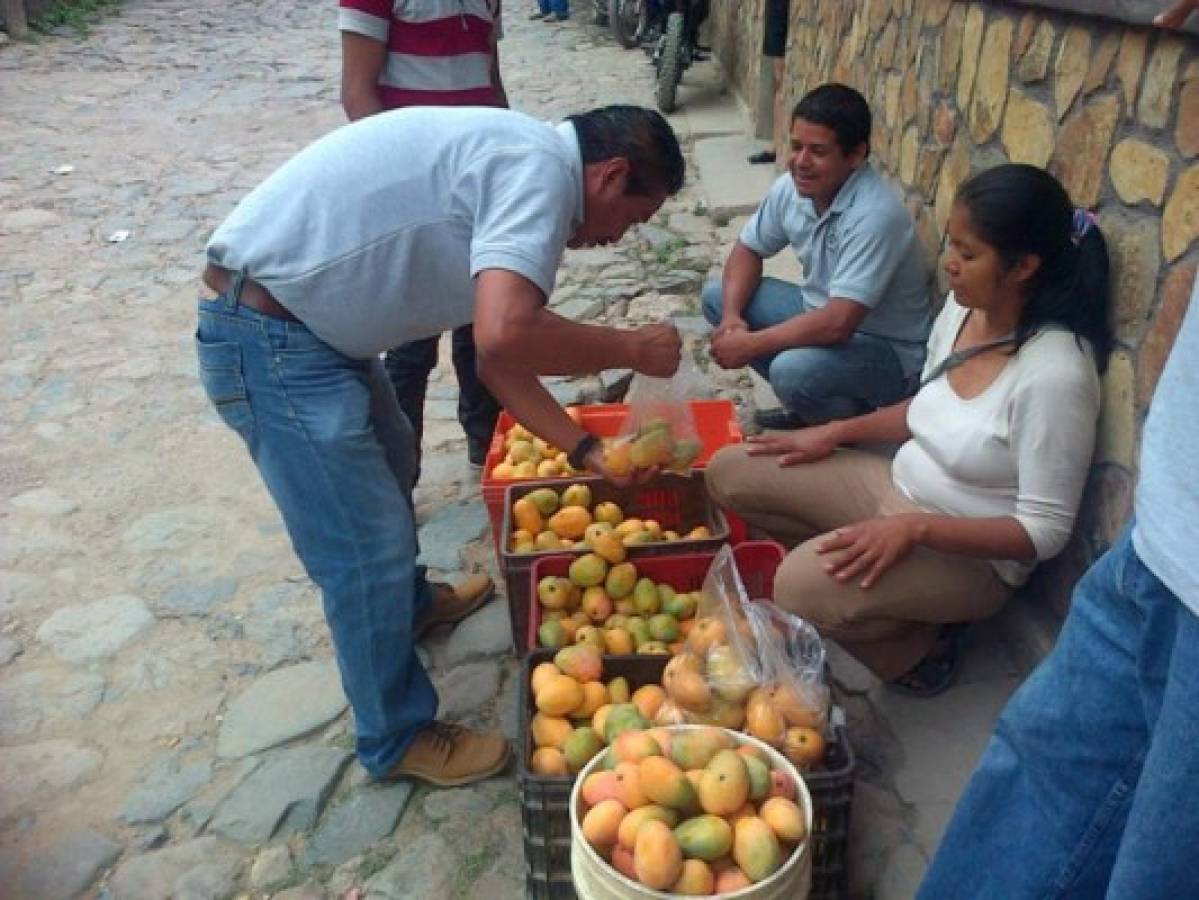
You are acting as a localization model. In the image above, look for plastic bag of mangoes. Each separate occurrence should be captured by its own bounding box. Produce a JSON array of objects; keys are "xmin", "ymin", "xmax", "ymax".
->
[
  {"xmin": 656, "ymin": 546, "xmax": 831, "ymax": 770},
  {"xmin": 602, "ymin": 355, "xmax": 707, "ymax": 477}
]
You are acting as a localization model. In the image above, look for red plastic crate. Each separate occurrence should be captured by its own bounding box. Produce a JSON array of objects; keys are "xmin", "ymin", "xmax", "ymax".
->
[
  {"xmin": 481, "ymin": 400, "xmax": 744, "ymax": 552},
  {"xmin": 526, "ymin": 541, "xmax": 784, "ymax": 651}
]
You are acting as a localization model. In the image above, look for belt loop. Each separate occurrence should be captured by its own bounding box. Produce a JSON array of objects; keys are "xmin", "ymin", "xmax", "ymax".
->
[{"xmin": 225, "ymin": 270, "xmax": 246, "ymax": 311}]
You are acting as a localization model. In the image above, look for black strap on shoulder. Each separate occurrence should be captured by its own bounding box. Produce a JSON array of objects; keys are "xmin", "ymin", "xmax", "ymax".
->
[{"xmin": 919, "ymin": 337, "xmax": 1017, "ymax": 389}]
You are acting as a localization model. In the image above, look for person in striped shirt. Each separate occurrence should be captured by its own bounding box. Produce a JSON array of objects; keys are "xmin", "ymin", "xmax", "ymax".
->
[{"xmin": 339, "ymin": 0, "xmax": 509, "ymax": 480}]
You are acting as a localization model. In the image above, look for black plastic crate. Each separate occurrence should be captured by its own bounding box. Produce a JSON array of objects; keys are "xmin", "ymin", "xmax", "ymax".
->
[{"xmin": 517, "ymin": 651, "xmax": 855, "ymax": 899}]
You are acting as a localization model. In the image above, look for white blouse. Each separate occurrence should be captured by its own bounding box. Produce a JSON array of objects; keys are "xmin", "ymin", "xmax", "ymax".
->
[{"xmin": 891, "ymin": 295, "xmax": 1101, "ymax": 586}]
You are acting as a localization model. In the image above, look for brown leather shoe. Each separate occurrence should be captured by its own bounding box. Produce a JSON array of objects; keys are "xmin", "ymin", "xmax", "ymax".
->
[
  {"xmin": 414, "ymin": 574, "xmax": 495, "ymax": 641},
  {"xmin": 383, "ymin": 722, "xmax": 511, "ymax": 786}
]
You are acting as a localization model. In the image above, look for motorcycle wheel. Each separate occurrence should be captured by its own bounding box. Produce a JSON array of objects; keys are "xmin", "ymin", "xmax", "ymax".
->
[
  {"xmin": 593, "ymin": 0, "xmax": 608, "ymax": 27},
  {"xmin": 609, "ymin": 0, "xmax": 645, "ymax": 49},
  {"xmin": 656, "ymin": 12, "xmax": 685, "ymax": 114}
]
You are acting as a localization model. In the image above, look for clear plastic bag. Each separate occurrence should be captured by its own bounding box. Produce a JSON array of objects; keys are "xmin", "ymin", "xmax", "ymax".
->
[
  {"xmin": 656, "ymin": 546, "xmax": 831, "ymax": 767},
  {"xmin": 602, "ymin": 354, "xmax": 706, "ymax": 476}
]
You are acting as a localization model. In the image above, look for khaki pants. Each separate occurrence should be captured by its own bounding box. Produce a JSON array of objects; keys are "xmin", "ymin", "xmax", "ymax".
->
[{"xmin": 706, "ymin": 445, "xmax": 1012, "ymax": 680}]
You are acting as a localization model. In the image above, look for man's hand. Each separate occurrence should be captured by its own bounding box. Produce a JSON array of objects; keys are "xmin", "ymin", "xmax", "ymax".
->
[
  {"xmin": 814, "ymin": 515, "xmax": 925, "ymax": 589},
  {"xmin": 710, "ymin": 326, "xmax": 760, "ymax": 369},
  {"xmin": 631, "ymin": 323, "xmax": 682, "ymax": 377},
  {"xmin": 712, "ymin": 315, "xmax": 747, "ymax": 341},
  {"xmin": 1156, "ymin": 0, "xmax": 1199, "ymax": 27},
  {"xmin": 745, "ymin": 425, "xmax": 840, "ymax": 466}
]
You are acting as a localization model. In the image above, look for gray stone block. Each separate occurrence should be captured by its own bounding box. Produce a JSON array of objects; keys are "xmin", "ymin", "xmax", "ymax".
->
[
  {"xmin": 107, "ymin": 837, "xmax": 241, "ymax": 900},
  {"xmin": 12, "ymin": 827, "xmax": 122, "ymax": 900},
  {"xmin": 417, "ymin": 501, "xmax": 490, "ymax": 573},
  {"xmin": 442, "ymin": 599, "xmax": 513, "ymax": 666},
  {"xmin": 36, "ymin": 594, "xmax": 155, "ymax": 662},
  {"xmin": 435, "ymin": 660, "xmax": 502, "ymax": 721},
  {"xmin": 217, "ymin": 659, "xmax": 347, "ymax": 758},
  {"xmin": 303, "ymin": 781, "xmax": 413, "ymax": 867},
  {"xmin": 120, "ymin": 758, "xmax": 214, "ymax": 824}
]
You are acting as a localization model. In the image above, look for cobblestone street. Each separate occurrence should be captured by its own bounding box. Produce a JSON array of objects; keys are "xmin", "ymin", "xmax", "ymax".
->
[{"xmin": 0, "ymin": 3, "xmax": 1027, "ymax": 897}]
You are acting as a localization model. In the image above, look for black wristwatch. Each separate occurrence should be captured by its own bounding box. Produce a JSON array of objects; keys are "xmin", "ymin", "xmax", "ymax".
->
[{"xmin": 568, "ymin": 434, "xmax": 601, "ymax": 470}]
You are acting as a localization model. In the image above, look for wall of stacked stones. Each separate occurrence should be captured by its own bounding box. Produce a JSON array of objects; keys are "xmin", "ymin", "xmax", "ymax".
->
[{"xmin": 708, "ymin": 0, "xmax": 1197, "ymax": 614}]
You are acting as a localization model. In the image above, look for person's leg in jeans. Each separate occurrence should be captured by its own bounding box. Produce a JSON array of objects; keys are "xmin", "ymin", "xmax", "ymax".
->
[
  {"xmin": 917, "ymin": 525, "xmax": 1192, "ymax": 899},
  {"xmin": 383, "ymin": 336, "xmax": 439, "ymax": 487},
  {"xmin": 196, "ymin": 295, "xmax": 436, "ymax": 777},
  {"xmin": 450, "ymin": 324, "xmax": 500, "ymax": 467}
]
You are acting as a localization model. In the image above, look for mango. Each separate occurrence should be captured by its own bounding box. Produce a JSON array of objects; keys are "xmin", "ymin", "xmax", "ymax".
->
[
  {"xmin": 594, "ymin": 501, "xmax": 623, "ymax": 525},
  {"xmin": 534, "ymin": 530, "xmax": 565, "ymax": 551},
  {"xmin": 530, "ymin": 661, "xmax": 560, "ymax": 695},
  {"xmin": 768, "ymin": 770, "xmax": 798, "ymax": 801},
  {"xmin": 548, "ymin": 505, "xmax": 591, "ymax": 540},
  {"xmin": 633, "ymin": 819, "xmax": 684, "ymax": 891},
  {"xmin": 581, "ymin": 770, "xmax": 621, "ymax": 806},
  {"xmin": 536, "ymin": 459, "xmax": 562, "ymax": 478},
  {"xmin": 605, "ymin": 562, "xmax": 638, "ymax": 599},
  {"xmin": 632, "ymin": 578, "xmax": 661, "ymax": 616},
  {"xmin": 607, "ymin": 677, "xmax": 631, "ymax": 704},
  {"xmin": 686, "ymin": 525, "xmax": 712, "ymax": 539},
  {"xmin": 622, "ymin": 530, "xmax": 656, "ymax": 547},
  {"xmin": 530, "ymin": 713, "xmax": 573, "ymax": 750},
  {"xmin": 512, "ymin": 497, "xmax": 543, "ymax": 535},
  {"xmin": 610, "ymin": 844, "xmax": 638, "ymax": 880},
  {"xmin": 626, "ymin": 617, "xmax": 651, "ymax": 649},
  {"xmin": 706, "ymin": 645, "xmax": 755, "ymax": 702},
  {"xmin": 742, "ymin": 754, "xmax": 772, "ymax": 801},
  {"xmin": 760, "ymin": 797, "xmax": 807, "ymax": 843},
  {"xmin": 574, "ymin": 625, "xmax": 606, "ymax": 651},
  {"xmin": 714, "ymin": 866, "xmax": 752, "ymax": 893},
  {"xmin": 671, "ymin": 859, "xmax": 715, "ymax": 895},
  {"xmin": 646, "ymin": 727, "xmax": 673, "ymax": 758},
  {"xmin": 508, "ymin": 439, "xmax": 537, "ymax": 462},
  {"xmin": 640, "ymin": 756, "xmax": 697, "ymax": 811},
  {"xmin": 733, "ymin": 816, "xmax": 782, "ymax": 883},
  {"xmin": 603, "ymin": 703, "xmax": 650, "ymax": 744},
  {"xmin": 648, "ymin": 613, "xmax": 680, "ymax": 643},
  {"xmin": 670, "ymin": 438, "xmax": 703, "ymax": 471},
  {"xmin": 536, "ymin": 674, "xmax": 584, "ymax": 717},
  {"xmin": 685, "ymin": 617, "xmax": 727, "ymax": 654},
  {"xmin": 603, "ymin": 627, "xmax": 635, "ymax": 655},
  {"xmin": 666, "ymin": 668, "xmax": 711, "ymax": 713},
  {"xmin": 554, "ymin": 644, "xmax": 602, "ymax": 683},
  {"xmin": 612, "ymin": 729, "xmax": 662, "ymax": 764},
  {"xmin": 491, "ymin": 462, "xmax": 515, "ymax": 479},
  {"xmin": 537, "ymin": 575, "xmax": 573, "ymax": 610},
  {"xmin": 617, "ymin": 804, "xmax": 679, "ymax": 850},
  {"xmin": 674, "ymin": 814, "xmax": 734, "ymax": 861},
  {"xmin": 630, "ymin": 684, "xmax": 666, "ymax": 721},
  {"xmin": 613, "ymin": 761, "xmax": 650, "ymax": 810},
  {"xmin": 564, "ymin": 726, "xmax": 603, "ymax": 773},
  {"xmin": 537, "ymin": 619, "xmax": 567, "ymax": 649},
  {"xmin": 614, "ymin": 518, "xmax": 644, "ymax": 536},
  {"xmin": 583, "ymin": 522, "xmax": 614, "ymax": 545},
  {"xmin": 670, "ymin": 728, "xmax": 726, "ymax": 770},
  {"xmin": 582, "ymin": 798, "xmax": 626, "ymax": 849},
  {"xmin": 525, "ymin": 487, "xmax": 560, "ymax": 517},
  {"xmin": 574, "ymin": 681, "xmax": 609, "ymax": 719},
  {"xmin": 591, "ymin": 704, "xmax": 613, "ymax": 740},
  {"xmin": 663, "ymin": 590, "xmax": 697, "ymax": 620},
  {"xmin": 581, "ymin": 586, "xmax": 613, "ymax": 623},
  {"xmin": 568, "ymin": 553, "xmax": 609, "ymax": 588},
  {"xmin": 560, "ymin": 483, "xmax": 593, "ymax": 509},
  {"xmin": 745, "ymin": 692, "xmax": 787, "ymax": 747},
  {"xmin": 630, "ymin": 430, "xmax": 675, "ymax": 469},
  {"xmin": 698, "ymin": 750, "xmax": 750, "ymax": 817},
  {"xmin": 768, "ymin": 681, "xmax": 826, "ymax": 729},
  {"xmin": 614, "ymin": 598, "xmax": 637, "ymax": 617},
  {"xmin": 638, "ymin": 640, "xmax": 671, "ymax": 655},
  {"xmin": 652, "ymin": 698, "xmax": 687, "ymax": 726},
  {"xmin": 603, "ymin": 442, "xmax": 634, "ymax": 477},
  {"xmin": 512, "ymin": 460, "xmax": 538, "ymax": 479},
  {"xmin": 782, "ymin": 726, "xmax": 826, "ymax": 768},
  {"xmin": 530, "ymin": 747, "xmax": 567, "ymax": 775},
  {"xmin": 591, "ymin": 531, "xmax": 627, "ymax": 565}
]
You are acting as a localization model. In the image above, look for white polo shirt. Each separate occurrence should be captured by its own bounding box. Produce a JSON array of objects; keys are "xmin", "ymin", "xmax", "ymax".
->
[{"xmin": 207, "ymin": 107, "xmax": 584, "ymax": 359}]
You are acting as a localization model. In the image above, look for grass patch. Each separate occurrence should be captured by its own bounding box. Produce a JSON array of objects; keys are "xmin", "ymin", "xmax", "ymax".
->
[
  {"xmin": 356, "ymin": 844, "xmax": 398, "ymax": 881},
  {"xmin": 32, "ymin": 0, "xmax": 121, "ymax": 36},
  {"xmin": 454, "ymin": 844, "xmax": 500, "ymax": 896}
]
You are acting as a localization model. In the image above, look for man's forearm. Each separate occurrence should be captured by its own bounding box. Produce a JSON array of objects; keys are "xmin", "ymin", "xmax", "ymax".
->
[
  {"xmin": 720, "ymin": 242, "xmax": 764, "ymax": 321},
  {"xmin": 481, "ymin": 306, "xmax": 646, "ymax": 376},
  {"xmin": 476, "ymin": 361, "xmax": 588, "ymax": 453},
  {"xmin": 343, "ymin": 90, "xmax": 384, "ymax": 121}
]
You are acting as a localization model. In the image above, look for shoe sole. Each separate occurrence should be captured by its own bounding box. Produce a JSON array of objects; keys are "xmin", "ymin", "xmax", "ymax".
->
[
  {"xmin": 389, "ymin": 743, "xmax": 512, "ymax": 788},
  {"xmin": 414, "ymin": 581, "xmax": 496, "ymax": 642}
]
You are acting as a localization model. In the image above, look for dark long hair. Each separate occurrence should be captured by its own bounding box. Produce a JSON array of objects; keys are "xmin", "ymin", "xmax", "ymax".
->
[{"xmin": 954, "ymin": 164, "xmax": 1112, "ymax": 371}]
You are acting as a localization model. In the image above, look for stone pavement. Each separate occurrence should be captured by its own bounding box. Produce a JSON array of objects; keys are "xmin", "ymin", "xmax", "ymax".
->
[{"xmin": 0, "ymin": 3, "xmax": 1033, "ymax": 898}]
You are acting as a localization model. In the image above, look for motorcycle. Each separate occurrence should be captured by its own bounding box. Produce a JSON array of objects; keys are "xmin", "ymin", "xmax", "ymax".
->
[
  {"xmin": 653, "ymin": 0, "xmax": 709, "ymax": 113},
  {"xmin": 608, "ymin": 0, "xmax": 648, "ymax": 49}
]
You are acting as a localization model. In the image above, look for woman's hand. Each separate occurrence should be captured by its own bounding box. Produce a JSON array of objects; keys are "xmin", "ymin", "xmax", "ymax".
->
[
  {"xmin": 814, "ymin": 515, "xmax": 926, "ymax": 589},
  {"xmin": 746, "ymin": 424, "xmax": 840, "ymax": 466}
]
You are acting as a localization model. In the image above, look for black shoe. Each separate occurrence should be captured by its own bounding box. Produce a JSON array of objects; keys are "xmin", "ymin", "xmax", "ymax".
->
[
  {"xmin": 753, "ymin": 407, "xmax": 807, "ymax": 431},
  {"xmin": 467, "ymin": 437, "xmax": 489, "ymax": 469},
  {"xmin": 748, "ymin": 150, "xmax": 776, "ymax": 165},
  {"xmin": 528, "ymin": 10, "xmax": 547, "ymax": 19}
]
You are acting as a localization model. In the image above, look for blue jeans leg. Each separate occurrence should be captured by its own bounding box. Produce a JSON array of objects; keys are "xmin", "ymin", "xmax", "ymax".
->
[
  {"xmin": 702, "ymin": 277, "xmax": 911, "ymax": 423},
  {"xmin": 918, "ymin": 524, "xmax": 1199, "ymax": 899},
  {"xmin": 195, "ymin": 297, "xmax": 437, "ymax": 777}
]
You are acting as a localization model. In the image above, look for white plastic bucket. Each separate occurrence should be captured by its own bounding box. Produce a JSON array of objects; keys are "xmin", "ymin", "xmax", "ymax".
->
[{"xmin": 570, "ymin": 725, "xmax": 813, "ymax": 900}]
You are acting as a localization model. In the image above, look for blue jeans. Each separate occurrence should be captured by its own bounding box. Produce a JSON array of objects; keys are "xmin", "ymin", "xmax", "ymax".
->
[
  {"xmin": 538, "ymin": 0, "xmax": 569, "ymax": 17},
  {"xmin": 194, "ymin": 282, "xmax": 437, "ymax": 777},
  {"xmin": 702, "ymin": 278, "xmax": 915, "ymax": 424},
  {"xmin": 919, "ymin": 523, "xmax": 1199, "ymax": 899}
]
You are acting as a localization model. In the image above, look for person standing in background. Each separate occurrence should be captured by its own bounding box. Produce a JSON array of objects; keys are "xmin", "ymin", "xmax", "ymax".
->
[{"xmin": 339, "ymin": 0, "xmax": 507, "ymax": 480}]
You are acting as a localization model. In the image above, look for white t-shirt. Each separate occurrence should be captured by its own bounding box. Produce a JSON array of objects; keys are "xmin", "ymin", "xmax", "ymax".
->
[
  {"xmin": 207, "ymin": 107, "xmax": 583, "ymax": 359},
  {"xmin": 891, "ymin": 295, "xmax": 1101, "ymax": 586}
]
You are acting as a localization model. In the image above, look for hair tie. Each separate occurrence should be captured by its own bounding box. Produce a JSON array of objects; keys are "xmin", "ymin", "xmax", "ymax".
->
[{"xmin": 1071, "ymin": 209, "xmax": 1097, "ymax": 246}]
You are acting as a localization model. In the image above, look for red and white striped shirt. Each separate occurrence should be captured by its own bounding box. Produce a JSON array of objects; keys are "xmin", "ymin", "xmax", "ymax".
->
[{"xmin": 338, "ymin": 0, "xmax": 503, "ymax": 109}]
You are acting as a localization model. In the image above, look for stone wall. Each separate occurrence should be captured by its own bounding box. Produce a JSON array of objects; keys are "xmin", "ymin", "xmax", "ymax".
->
[{"xmin": 710, "ymin": 0, "xmax": 1198, "ymax": 615}]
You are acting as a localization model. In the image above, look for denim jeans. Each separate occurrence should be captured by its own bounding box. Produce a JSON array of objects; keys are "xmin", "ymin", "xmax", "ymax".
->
[
  {"xmin": 702, "ymin": 278, "xmax": 915, "ymax": 424},
  {"xmin": 919, "ymin": 523, "xmax": 1199, "ymax": 899},
  {"xmin": 384, "ymin": 324, "xmax": 500, "ymax": 480},
  {"xmin": 538, "ymin": 0, "xmax": 569, "ymax": 17},
  {"xmin": 195, "ymin": 281, "xmax": 437, "ymax": 777}
]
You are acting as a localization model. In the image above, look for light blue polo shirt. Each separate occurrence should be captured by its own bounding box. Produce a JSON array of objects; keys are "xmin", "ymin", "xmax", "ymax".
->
[
  {"xmin": 740, "ymin": 165, "xmax": 931, "ymax": 376},
  {"xmin": 207, "ymin": 107, "xmax": 584, "ymax": 359}
]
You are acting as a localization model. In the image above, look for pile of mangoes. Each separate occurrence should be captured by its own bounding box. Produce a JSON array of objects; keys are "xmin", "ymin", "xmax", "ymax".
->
[
  {"xmin": 489, "ymin": 421, "xmax": 584, "ymax": 481},
  {"xmin": 510, "ymin": 483, "xmax": 710, "ymax": 555},
  {"xmin": 602, "ymin": 418, "xmax": 702, "ymax": 478}
]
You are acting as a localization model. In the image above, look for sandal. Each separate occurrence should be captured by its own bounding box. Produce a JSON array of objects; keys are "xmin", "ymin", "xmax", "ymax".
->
[{"xmin": 889, "ymin": 625, "xmax": 965, "ymax": 698}]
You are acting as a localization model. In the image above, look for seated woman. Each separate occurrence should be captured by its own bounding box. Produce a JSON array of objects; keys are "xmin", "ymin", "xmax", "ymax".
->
[{"xmin": 705, "ymin": 164, "xmax": 1111, "ymax": 697}]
